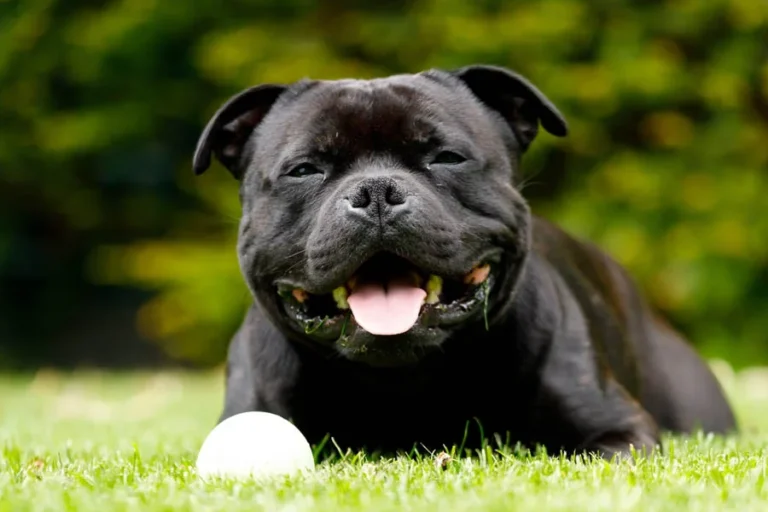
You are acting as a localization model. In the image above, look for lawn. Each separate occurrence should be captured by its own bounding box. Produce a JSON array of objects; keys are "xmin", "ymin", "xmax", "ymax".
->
[{"xmin": 1, "ymin": 361, "xmax": 767, "ymax": 511}]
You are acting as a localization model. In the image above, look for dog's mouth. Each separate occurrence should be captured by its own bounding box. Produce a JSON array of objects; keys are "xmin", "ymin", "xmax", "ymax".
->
[{"xmin": 276, "ymin": 252, "xmax": 496, "ymax": 342}]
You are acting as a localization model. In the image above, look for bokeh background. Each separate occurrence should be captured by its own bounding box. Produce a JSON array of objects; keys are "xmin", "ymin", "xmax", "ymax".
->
[{"xmin": 1, "ymin": 0, "xmax": 766, "ymax": 371}]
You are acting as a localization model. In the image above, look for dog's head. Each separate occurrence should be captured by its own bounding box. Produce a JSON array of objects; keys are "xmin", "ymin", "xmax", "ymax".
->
[{"xmin": 193, "ymin": 65, "xmax": 567, "ymax": 367}]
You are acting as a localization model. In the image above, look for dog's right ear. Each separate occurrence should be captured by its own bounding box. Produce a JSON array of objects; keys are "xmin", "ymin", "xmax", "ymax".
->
[{"xmin": 192, "ymin": 84, "xmax": 287, "ymax": 178}]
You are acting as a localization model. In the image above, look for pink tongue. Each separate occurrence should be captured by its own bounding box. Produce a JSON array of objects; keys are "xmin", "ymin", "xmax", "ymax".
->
[{"xmin": 347, "ymin": 279, "xmax": 426, "ymax": 335}]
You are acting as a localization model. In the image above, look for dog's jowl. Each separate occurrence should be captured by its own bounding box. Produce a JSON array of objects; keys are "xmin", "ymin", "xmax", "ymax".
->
[{"xmin": 192, "ymin": 65, "xmax": 737, "ymax": 458}]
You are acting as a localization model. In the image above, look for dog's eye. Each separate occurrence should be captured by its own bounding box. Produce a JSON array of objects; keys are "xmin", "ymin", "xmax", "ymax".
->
[
  {"xmin": 431, "ymin": 151, "xmax": 467, "ymax": 165},
  {"xmin": 286, "ymin": 163, "xmax": 323, "ymax": 178}
]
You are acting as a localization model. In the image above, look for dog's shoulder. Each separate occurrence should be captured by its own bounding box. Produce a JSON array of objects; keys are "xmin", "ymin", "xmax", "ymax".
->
[
  {"xmin": 530, "ymin": 215, "xmax": 636, "ymax": 302},
  {"xmin": 529, "ymin": 214, "xmax": 650, "ymax": 391}
]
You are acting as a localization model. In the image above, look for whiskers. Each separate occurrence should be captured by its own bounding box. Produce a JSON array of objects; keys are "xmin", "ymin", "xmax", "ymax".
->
[
  {"xmin": 516, "ymin": 165, "xmax": 547, "ymax": 195},
  {"xmin": 206, "ymin": 209, "xmax": 243, "ymax": 228},
  {"xmin": 272, "ymin": 248, "xmax": 307, "ymax": 274}
]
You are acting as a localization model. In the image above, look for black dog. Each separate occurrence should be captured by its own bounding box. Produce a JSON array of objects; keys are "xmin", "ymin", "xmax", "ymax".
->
[{"xmin": 192, "ymin": 64, "xmax": 736, "ymax": 459}]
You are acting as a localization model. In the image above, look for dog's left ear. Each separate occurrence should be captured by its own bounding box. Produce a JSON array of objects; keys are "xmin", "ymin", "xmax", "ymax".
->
[
  {"xmin": 451, "ymin": 65, "xmax": 568, "ymax": 150},
  {"xmin": 193, "ymin": 84, "xmax": 288, "ymax": 178}
]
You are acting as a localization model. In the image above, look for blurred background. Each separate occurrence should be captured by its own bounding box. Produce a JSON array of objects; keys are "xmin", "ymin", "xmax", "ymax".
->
[{"xmin": 0, "ymin": 0, "xmax": 766, "ymax": 371}]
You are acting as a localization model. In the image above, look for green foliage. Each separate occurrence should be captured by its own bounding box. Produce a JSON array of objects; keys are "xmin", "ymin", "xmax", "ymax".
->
[{"xmin": 0, "ymin": 0, "xmax": 766, "ymax": 366}]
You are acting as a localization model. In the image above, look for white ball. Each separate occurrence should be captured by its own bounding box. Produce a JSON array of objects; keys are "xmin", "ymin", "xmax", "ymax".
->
[{"xmin": 195, "ymin": 411, "xmax": 315, "ymax": 480}]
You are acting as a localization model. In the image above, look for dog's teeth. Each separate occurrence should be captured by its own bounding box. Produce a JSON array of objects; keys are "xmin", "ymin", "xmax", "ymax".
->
[
  {"xmin": 292, "ymin": 288, "xmax": 309, "ymax": 303},
  {"xmin": 409, "ymin": 271, "xmax": 423, "ymax": 288},
  {"xmin": 464, "ymin": 264, "xmax": 491, "ymax": 285},
  {"xmin": 425, "ymin": 275, "xmax": 443, "ymax": 304},
  {"xmin": 333, "ymin": 286, "xmax": 349, "ymax": 310},
  {"xmin": 347, "ymin": 276, "xmax": 358, "ymax": 291}
]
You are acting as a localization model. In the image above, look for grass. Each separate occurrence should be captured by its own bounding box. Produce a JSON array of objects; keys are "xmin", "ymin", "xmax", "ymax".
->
[{"xmin": 1, "ymin": 360, "xmax": 767, "ymax": 511}]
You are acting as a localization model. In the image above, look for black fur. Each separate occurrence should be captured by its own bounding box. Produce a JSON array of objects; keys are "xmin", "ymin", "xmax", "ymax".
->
[{"xmin": 193, "ymin": 65, "xmax": 736, "ymax": 458}]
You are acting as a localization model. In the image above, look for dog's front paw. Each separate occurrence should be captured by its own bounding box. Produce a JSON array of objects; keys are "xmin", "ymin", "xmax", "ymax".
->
[{"xmin": 581, "ymin": 430, "xmax": 660, "ymax": 462}]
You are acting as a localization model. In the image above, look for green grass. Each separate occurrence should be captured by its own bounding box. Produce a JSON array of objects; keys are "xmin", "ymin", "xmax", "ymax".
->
[{"xmin": 1, "ymin": 360, "xmax": 767, "ymax": 511}]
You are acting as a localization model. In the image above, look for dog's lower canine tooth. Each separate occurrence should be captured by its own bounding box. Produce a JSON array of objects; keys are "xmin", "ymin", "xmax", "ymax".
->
[
  {"xmin": 292, "ymin": 288, "xmax": 309, "ymax": 303},
  {"xmin": 333, "ymin": 286, "xmax": 349, "ymax": 309},
  {"xmin": 425, "ymin": 275, "xmax": 443, "ymax": 304},
  {"xmin": 464, "ymin": 264, "xmax": 491, "ymax": 285}
]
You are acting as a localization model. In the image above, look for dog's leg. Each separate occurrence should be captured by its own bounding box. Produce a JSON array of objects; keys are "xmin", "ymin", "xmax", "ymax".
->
[
  {"xmin": 511, "ymin": 260, "xmax": 659, "ymax": 460},
  {"xmin": 532, "ymin": 330, "xmax": 661, "ymax": 460},
  {"xmin": 568, "ymin": 383, "xmax": 662, "ymax": 461},
  {"xmin": 219, "ymin": 305, "xmax": 300, "ymax": 424},
  {"xmin": 219, "ymin": 326, "xmax": 258, "ymax": 421},
  {"xmin": 581, "ymin": 427, "xmax": 659, "ymax": 461},
  {"xmin": 531, "ymin": 370, "xmax": 661, "ymax": 460}
]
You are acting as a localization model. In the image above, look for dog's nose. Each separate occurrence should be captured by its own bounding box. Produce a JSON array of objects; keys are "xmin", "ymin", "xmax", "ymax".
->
[{"xmin": 346, "ymin": 177, "xmax": 408, "ymax": 222}]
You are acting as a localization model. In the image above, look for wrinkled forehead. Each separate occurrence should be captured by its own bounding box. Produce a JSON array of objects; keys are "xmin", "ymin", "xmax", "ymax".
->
[{"xmin": 259, "ymin": 75, "xmax": 495, "ymax": 161}]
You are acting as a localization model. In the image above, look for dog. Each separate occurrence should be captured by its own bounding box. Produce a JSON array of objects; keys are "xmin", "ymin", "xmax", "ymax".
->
[{"xmin": 192, "ymin": 64, "xmax": 736, "ymax": 459}]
